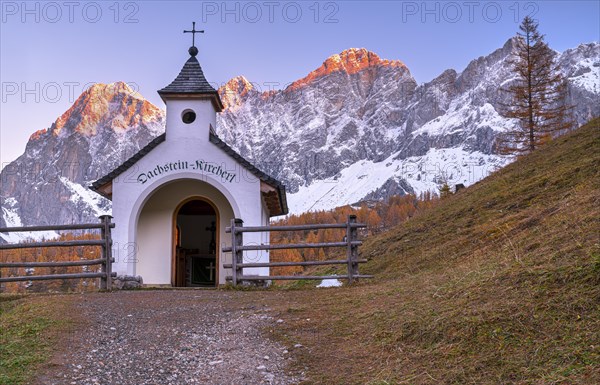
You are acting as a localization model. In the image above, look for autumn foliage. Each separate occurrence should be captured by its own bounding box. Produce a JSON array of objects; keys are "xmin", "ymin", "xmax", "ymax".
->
[
  {"xmin": 270, "ymin": 192, "xmax": 438, "ymax": 276},
  {"xmin": 0, "ymin": 233, "xmax": 102, "ymax": 293}
]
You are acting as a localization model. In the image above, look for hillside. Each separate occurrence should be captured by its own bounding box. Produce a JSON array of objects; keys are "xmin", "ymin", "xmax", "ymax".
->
[
  {"xmin": 1, "ymin": 120, "xmax": 598, "ymax": 384},
  {"xmin": 270, "ymin": 118, "xmax": 600, "ymax": 384}
]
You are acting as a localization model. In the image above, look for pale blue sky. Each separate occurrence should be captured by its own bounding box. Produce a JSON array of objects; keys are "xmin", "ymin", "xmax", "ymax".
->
[{"xmin": 1, "ymin": 0, "xmax": 599, "ymax": 164}]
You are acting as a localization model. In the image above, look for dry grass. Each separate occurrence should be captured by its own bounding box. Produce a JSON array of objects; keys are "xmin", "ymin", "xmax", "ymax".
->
[
  {"xmin": 2, "ymin": 119, "xmax": 598, "ymax": 384},
  {"xmin": 0, "ymin": 294, "xmax": 77, "ymax": 385},
  {"xmin": 268, "ymin": 118, "xmax": 600, "ymax": 384}
]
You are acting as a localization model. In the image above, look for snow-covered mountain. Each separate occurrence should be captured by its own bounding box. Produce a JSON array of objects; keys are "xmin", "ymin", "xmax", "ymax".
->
[
  {"xmin": 217, "ymin": 40, "xmax": 599, "ymax": 212},
  {"xmin": 0, "ymin": 82, "xmax": 164, "ymax": 239},
  {"xmin": 1, "ymin": 39, "xmax": 598, "ymax": 238}
]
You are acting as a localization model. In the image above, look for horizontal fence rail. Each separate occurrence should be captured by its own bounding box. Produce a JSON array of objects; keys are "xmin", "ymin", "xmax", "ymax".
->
[
  {"xmin": 0, "ymin": 223, "xmax": 114, "ymax": 233},
  {"xmin": 0, "ymin": 272, "xmax": 117, "ymax": 284},
  {"xmin": 0, "ymin": 258, "xmax": 107, "ymax": 268},
  {"xmin": 227, "ymin": 274, "xmax": 375, "ymax": 281},
  {"xmin": 226, "ymin": 223, "xmax": 363, "ymax": 232},
  {"xmin": 0, "ymin": 239, "xmax": 106, "ymax": 250},
  {"xmin": 223, "ymin": 259, "xmax": 368, "ymax": 269},
  {"xmin": 222, "ymin": 241, "xmax": 362, "ymax": 253},
  {"xmin": 224, "ymin": 215, "xmax": 373, "ymax": 285},
  {"xmin": 0, "ymin": 215, "xmax": 114, "ymax": 290}
]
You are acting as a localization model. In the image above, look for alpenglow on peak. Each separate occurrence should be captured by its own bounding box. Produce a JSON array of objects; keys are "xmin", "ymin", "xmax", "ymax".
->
[{"xmin": 288, "ymin": 48, "xmax": 409, "ymax": 90}]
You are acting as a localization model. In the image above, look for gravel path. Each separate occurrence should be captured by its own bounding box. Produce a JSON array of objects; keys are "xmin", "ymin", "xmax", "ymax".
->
[{"xmin": 37, "ymin": 290, "xmax": 302, "ymax": 385}]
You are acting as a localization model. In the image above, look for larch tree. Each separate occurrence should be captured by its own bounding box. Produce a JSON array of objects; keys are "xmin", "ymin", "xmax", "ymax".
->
[{"xmin": 499, "ymin": 16, "xmax": 574, "ymax": 154}]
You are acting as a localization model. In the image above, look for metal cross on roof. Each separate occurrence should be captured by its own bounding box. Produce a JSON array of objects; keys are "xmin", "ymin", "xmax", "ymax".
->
[{"xmin": 184, "ymin": 22, "xmax": 204, "ymax": 47}]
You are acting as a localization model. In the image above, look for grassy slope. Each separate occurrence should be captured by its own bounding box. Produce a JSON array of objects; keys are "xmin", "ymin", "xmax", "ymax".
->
[
  {"xmin": 2, "ymin": 120, "xmax": 598, "ymax": 384},
  {"xmin": 272, "ymin": 118, "xmax": 600, "ymax": 384},
  {"xmin": 0, "ymin": 295, "xmax": 74, "ymax": 385}
]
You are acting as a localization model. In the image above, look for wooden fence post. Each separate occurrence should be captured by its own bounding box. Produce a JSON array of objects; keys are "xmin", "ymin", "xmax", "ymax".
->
[
  {"xmin": 346, "ymin": 215, "xmax": 357, "ymax": 284},
  {"xmin": 99, "ymin": 215, "xmax": 113, "ymax": 290},
  {"xmin": 230, "ymin": 218, "xmax": 244, "ymax": 286},
  {"xmin": 230, "ymin": 219, "xmax": 237, "ymax": 286},
  {"xmin": 350, "ymin": 216, "xmax": 360, "ymax": 280},
  {"xmin": 234, "ymin": 219, "xmax": 244, "ymax": 285}
]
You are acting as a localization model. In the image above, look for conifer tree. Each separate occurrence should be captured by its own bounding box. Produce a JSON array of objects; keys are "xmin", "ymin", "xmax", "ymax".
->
[
  {"xmin": 499, "ymin": 16, "xmax": 574, "ymax": 154},
  {"xmin": 438, "ymin": 183, "xmax": 452, "ymax": 199}
]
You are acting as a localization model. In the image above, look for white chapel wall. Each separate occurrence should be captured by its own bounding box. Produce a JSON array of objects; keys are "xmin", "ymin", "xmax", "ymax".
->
[
  {"xmin": 108, "ymin": 84, "xmax": 273, "ymax": 285},
  {"xmin": 165, "ymin": 99, "xmax": 217, "ymax": 142}
]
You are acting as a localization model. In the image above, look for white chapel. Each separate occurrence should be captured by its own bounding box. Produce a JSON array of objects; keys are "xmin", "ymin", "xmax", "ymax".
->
[{"xmin": 91, "ymin": 38, "xmax": 288, "ymax": 287}]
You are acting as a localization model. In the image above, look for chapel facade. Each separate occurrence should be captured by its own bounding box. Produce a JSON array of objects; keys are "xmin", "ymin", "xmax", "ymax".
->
[{"xmin": 91, "ymin": 44, "xmax": 287, "ymax": 287}]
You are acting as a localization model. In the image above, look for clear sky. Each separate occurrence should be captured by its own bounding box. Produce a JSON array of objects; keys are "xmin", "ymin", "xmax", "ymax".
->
[{"xmin": 1, "ymin": 0, "xmax": 599, "ymax": 164}]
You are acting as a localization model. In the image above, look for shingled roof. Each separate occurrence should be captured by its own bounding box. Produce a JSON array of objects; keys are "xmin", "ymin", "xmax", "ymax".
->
[
  {"xmin": 208, "ymin": 133, "xmax": 288, "ymax": 216},
  {"xmin": 157, "ymin": 47, "xmax": 224, "ymax": 111},
  {"xmin": 90, "ymin": 132, "xmax": 288, "ymax": 216}
]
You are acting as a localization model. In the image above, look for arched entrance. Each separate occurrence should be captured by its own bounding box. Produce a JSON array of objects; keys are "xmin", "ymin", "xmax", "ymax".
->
[
  {"xmin": 173, "ymin": 198, "xmax": 219, "ymax": 287},
  {"xmin": 134, "ymin": 177, "xmax": 237, "ymax": 286}
]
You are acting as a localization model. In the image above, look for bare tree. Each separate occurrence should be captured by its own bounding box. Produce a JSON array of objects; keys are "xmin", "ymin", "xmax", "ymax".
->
[{"xmin": 499, "ymin": 16, "xmax": 574, "ymax": 154}]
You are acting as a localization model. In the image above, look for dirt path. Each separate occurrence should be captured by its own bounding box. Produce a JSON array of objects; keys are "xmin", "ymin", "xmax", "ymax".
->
[{"xmin": 36, "ymin": 290, "xmax": 302, "ymax": 385}]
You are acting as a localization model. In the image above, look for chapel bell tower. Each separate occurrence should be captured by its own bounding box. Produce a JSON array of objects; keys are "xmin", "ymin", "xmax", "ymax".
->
[{"xmin": 157, "ymin": 22, "xmax": 224, "ymax": 142}]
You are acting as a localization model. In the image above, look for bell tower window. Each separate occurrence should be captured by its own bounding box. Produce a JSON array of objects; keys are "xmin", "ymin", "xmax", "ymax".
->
[{"xmin": 182, "ymin": 109, "xmax": 196, "ymax": 124}]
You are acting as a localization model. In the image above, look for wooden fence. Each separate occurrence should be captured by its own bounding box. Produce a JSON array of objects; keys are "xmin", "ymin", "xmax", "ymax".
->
[
  {"xmin": 0, "ymin": 215, "xmax": 115, "ymax": 290},
  {"xmin": 223, "ymin": 214, "xmax": 373, "ymax": 285}
]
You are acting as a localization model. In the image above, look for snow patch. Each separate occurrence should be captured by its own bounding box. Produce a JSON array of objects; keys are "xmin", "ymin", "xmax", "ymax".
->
[
  {"xmin": 2, "ymin": 206, "xmax": 22, "ymax": 227},
  {"xmin": 412, "ymin": 101, "xmax": 514, "ymax": 138},
  {"xmin": 287, "ymin": 147, "xmax": 511, "ymax": 214},
  {"xmin": 317, "ymin": 278, "xmax": 343, "ymax": 288},
  {"xmin": 1, "ymin": 205, "xmax": 58, "ymax": 243},
  {"xmin": 568, "ymin": 57, "xmax": 600, "ymax": 94},
  {"xmin": 59, "ymin": 177, "xmax": 111, "ymax": 217},
  {"xmin": 4, "ymin": 197, "xmax": 18, "ymax": 207}
]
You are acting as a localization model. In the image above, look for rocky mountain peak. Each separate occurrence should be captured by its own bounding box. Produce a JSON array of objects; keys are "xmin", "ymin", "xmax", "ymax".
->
[
  {"xmin": 287, "ymin": 48, "xmax": 409, "ymax": 91},
  {"xmin": 52, "ymin": 81, "xmax": 163, "ymax": 137},
  {"xmin": 219, "ymin": 76, "xmax": 255, "ymax": 110},
  {"xmin": 325, "ymin": 48, "xmax": 407, "ymax": 74},
  {"xmin": 1, "ymin": 41, "xmax": 598, "ymax": 233},
  {"xmin": 29, "ymin": 128, "xmax": 48, "ymax": 141}
]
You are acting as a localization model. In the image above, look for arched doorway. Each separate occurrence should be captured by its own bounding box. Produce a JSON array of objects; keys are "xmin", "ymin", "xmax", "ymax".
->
[
  {"xmin": 133, "ymin": 178, "xmax": 236, "ymax": 286},
  {"xmin": 172, "ymin": 198, "xmax": 219, "ymax": 287}
]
